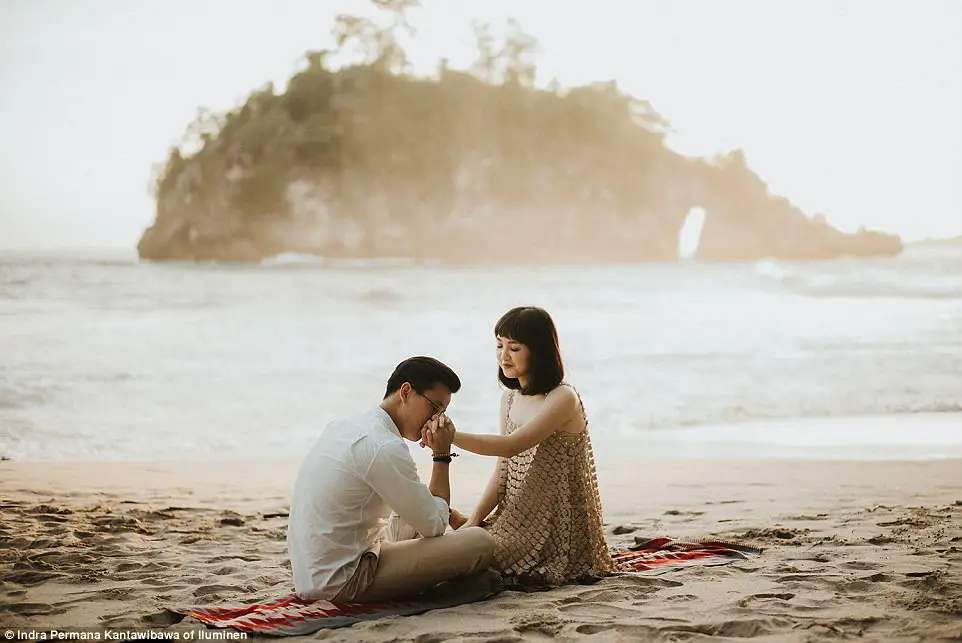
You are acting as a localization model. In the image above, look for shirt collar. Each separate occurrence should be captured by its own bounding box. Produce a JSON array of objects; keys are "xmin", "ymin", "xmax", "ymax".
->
[{"xmin": 372, "ymin": 405, "xmax": 403, "ymax": 439}]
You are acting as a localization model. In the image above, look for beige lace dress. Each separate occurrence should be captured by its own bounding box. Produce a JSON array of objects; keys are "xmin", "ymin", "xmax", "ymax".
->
[{"xmin": 486, "ymin": 385, "xmax": 616, "ymax": 585}]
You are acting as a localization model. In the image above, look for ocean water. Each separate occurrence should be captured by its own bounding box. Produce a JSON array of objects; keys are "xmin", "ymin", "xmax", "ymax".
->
[{"xmin": 1, "ymin": 245, "xmax": 960, "ymax": 461}]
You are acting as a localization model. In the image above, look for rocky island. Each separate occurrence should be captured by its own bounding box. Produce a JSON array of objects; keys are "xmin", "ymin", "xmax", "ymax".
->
[{"xmin": 138, "ymin": 5, "xmax": 902, "ymax": 263}]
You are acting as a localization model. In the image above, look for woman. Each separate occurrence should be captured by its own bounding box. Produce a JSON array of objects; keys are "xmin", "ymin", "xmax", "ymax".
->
[{"xmin": 431, "ymin": 306, "xmax": 615, "ymax": 586}]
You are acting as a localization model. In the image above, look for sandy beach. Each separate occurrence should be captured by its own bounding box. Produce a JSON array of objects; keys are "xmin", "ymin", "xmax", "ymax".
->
[{"xmin": 2, "ymin": 446, "xmax": 960, "ymax": 642}]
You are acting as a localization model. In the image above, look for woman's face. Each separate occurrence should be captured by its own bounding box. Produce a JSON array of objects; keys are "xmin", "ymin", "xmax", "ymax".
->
[{"xmin": 496, "ymin": 335, "xmax": 531, "ymax": 380}]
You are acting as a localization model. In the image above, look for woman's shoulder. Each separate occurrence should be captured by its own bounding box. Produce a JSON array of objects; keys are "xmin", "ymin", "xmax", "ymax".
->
[
  {"xmin": 545, "ymin": 382, "xmax": 579, "ymax": 408},
  {"xmin": 550, "ymin": 381, "xmax": 579, "ymax": 397},
  {"xmin": 547, "ymin": 383, "xmax": 586, "ymax": 433}
]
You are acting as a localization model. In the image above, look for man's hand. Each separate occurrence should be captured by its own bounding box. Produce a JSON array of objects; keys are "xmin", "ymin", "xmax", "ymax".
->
[
  {"xmin": 421, "ymin": 414, "xmax": 456, "ymax": 453},
  {"xmin": 449, "ymin": 507, "xmax": 468, "ymax": 530}
]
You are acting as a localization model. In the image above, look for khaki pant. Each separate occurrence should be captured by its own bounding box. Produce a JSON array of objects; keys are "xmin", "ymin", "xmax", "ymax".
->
[{"xmin": 332, "ymin": 514, "xmax": 494, "ymax": 603}]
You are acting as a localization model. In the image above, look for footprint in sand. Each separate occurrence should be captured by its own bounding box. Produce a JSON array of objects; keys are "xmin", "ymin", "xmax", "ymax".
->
[
  {"xmin": 733, "ymin": 527, "xmax": 810, "ymax": 541},
  {"xmin": 91, "ymin": 516, "xmax": 151, "ymax": 534},
  {"xmin": 684, "ymin": 566, "xmax": 740, "ymax": 579},
  {"xmin": 772, "ymin": 573, "xmax": 843, "ymax": 591},
  {"xmin": 129, "ymin": 509, "xmax": 178, "ymax": 521},
  {"xmin": 510, "ymin": 613, "xmax": 566, "ymax": 637},
  {"xmin": 100, "ymin": 609, "xmax": 183, "ymax": 629},
  {"xmin": 1, "ymin": 570, "xmax": 67, "ymax": 586},
  {"xmin": 898, "ymin": 570, "xmax": 949, "ymax": 591},
  {"xmin": 576, "ymin": 624, "xmax": 657, "ymax": 637},
  {"xmin": 139, "ymin": 610, "xmax": 186, "ymax": 627},
  {"xmin": 555, "ymin": 595, "xmax": 582, "ymax": 605},
  {"xmin": 739, "ymin": 592, "xmax": 796, "ymax": 605},
  {"xmin": 0, "ymin": 602, "xmax": 67, "ymax": 617},
  {"xmin": 32, "ymin": 552, "xmax": 99, "ymax": 567},
  {"xmin": 861, "ymin": 572, "xmax": 895, "ymax": 582},
  {"xmin": 35, "ymin": 514, "xmax": 70, "ymax": 524},
  {"xmin": 247, "ymin": 574, "xmax": 289, "ymax": 587},
  {"xmin": 25, "ymin": 504, "xmax": 74, "ymax": 516},
  {"xmin": 802, "ymin": 554, "xmax": 832, "ymax": 563},
  {"xmin": 736, "ymin": 594, "xmax": 797, "ymax": 609},
  {"xmin": 570, "ymin": 587, "xmax": 663, "ymax": 602},
  {"xmin": 836, "ymin": 579, "xmax": 884, "ymax": 595},
  {"xmin": 558, "ymin": 603, "xmax": 645, "ymax": 619},
  {"xmin": 664, "ymin": 593, "xmax": 699, "ymax": 602},
  {"xmin": 206, "ymin": 554, "xmax": 261, "ymax": 563},
  {"xmin": 116, "ymin": 562, "xmax": 172, "ymax": 582},
  {"xmin": 91, "ymin": 587, "xmax": 150, "ymax": 601},
  {"xmin": 658, "ymin": 617, "xmax": 786, "ymax": 639},
  {"xmin": 566, "ymin": 588, "xmax": 626, "ymax": 602},
  {"xmin": 663, "ymin": 510, "xmax": 706, "ymax": 517},
  {"xmin": 193, "ymin": 584, "xmax": 246, "ymax": 598},
  {"xmin": 611, "ymin": 576, "xmax": 684, "ymax": 589}
]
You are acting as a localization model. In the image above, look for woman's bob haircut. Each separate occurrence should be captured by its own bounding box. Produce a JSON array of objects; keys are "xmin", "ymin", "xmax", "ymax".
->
[{"xmin": 495, "ymin": 306, "xmax": 564, "ymax": 395}]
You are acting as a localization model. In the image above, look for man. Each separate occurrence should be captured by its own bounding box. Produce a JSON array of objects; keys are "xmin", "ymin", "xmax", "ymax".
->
[{"xmin": 287, "ymin": 356, "xmax": 494, "ymax": 603}]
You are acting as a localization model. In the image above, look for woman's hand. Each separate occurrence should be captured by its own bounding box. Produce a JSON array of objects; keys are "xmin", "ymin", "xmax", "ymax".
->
[
  {"xmin": 420, "ymin": 416, "xmax": 442, "ymax": 449},
  {"xmin": 420, "ymin": 414, "xmax": 456, "ymax": 452},
  {"xmin": 460, "ymin": 513, "xmax": 489, "ymax": 530}
]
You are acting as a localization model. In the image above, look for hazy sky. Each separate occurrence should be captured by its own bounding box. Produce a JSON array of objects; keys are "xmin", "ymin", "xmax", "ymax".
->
[{"xmin": 1, "ymin": 0, "xmax": 960, "ymax": 249}]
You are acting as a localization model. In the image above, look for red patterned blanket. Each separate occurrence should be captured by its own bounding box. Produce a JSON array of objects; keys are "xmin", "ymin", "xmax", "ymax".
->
[{"xmin": 171, "ymin": 537, "xmax": 760, "ymax": 636}]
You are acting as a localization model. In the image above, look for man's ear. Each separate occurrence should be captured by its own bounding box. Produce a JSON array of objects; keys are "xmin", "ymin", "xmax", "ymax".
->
[{"xmin": 398, "ymin": 382, "xmax": 411, "ymax": 403}]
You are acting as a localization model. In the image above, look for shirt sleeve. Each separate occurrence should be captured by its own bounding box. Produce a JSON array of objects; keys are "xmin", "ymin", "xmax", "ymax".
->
[{"xmin": 364, "ymin": 442, "xmax": 449, "ymax": 538}]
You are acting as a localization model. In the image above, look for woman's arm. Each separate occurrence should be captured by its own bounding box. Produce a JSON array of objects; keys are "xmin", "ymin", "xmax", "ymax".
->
[
  {"xmin": 464, "ymin": 391, "xmax": 508, "ymax": 526},
  {"xmin": 453, "ymin": 385, "xmax": 579, "ymax": 458},
  {"xmin": 467, "ymin": 458, "xmax": 502, "ymax": 527}
]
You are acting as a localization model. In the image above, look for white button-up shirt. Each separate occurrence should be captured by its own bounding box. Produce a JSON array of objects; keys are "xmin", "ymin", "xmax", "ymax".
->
[{"xmin": 287, "ymin": 405, "xmax": 450, "ymax": 599}]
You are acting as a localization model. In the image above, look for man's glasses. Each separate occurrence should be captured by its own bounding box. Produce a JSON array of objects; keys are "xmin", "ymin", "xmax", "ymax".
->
[{"xmin": 414, "ymin": 390, "xmax": 445, "ymax": 416}]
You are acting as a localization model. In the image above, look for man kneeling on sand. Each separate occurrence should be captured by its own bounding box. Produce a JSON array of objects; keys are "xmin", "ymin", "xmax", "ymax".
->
[{"xmin": 287, "ymin": 356, "xmax": 495, "ymax": 603}]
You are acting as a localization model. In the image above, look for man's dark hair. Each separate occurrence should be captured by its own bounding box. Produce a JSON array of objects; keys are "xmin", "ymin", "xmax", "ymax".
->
[
  {"xmin": 384, "ymin": 356, "xmax": 462, "ymax": 399},
  {"xmin": 495, "ymin": 306, "xmax": 565, "ymax": 395}
]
